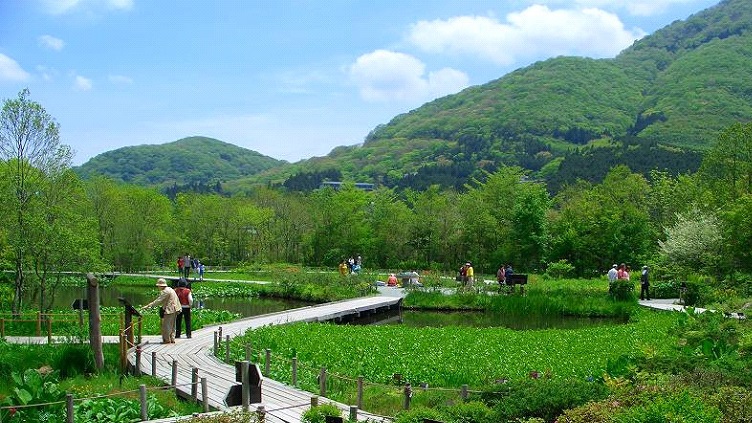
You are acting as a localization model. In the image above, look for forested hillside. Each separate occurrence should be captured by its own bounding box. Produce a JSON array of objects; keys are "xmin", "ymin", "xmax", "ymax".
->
[
  {"xmin": 73, "ymin": 0, "xmax": 752, "ymax": 196},
  {"xmin": 74, "ymin": 136, "xmax": 284, "ymax": 193}
]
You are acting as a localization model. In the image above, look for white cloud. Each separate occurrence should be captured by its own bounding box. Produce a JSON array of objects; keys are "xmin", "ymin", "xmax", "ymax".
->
[
  {"xmin": 570, "ymin": 0, "xmax": 698, "ymax": 17},
  {"xmin": 36, "ymin": 65, "xmax": 59, "ymax": 81},
  {"xmin": 408, "ymin": 5, "xmax": 645, "ymax": 66},
  {"xmin": 108, "ymin": 74, "xmax": 133, "ymax": 84},
  {"xmin": 0, "ymin": 54, "xmax": 31, "ymax": 82},
  {"xmin": 41, "ymin": 0, "xmax": 133, "ymax": 15},
  {"xmin": 74, "ymin": 75, "xmax": 93, "ymax": 91},
  {"xmin": 38, "ymin": 35, "xmax": 66, "ymax": 51},
  {"xmin": 349, "ymin": 49, "xmax": 469, "ymax": 103}
]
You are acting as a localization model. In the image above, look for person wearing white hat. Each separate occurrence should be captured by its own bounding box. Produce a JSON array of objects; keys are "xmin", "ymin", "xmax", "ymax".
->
[
  {"xmin": 640, "ymin": 266, "xmax": 650, "ymax": 301},
  {"xmin": 141, "ymin": 278, "xmax": 182, "ymax": 343}
]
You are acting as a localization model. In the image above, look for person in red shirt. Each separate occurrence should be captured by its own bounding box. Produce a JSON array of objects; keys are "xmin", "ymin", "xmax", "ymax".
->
[{"xmin": 174, "ymin": 278, "xmax": 194, "ymax": 338}]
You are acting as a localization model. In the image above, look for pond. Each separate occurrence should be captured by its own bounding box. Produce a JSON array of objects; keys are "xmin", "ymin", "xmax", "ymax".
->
[
  {"xmin": 348, "ymin": 308, "xmax": 627, "ymax": 330},
  {"xmin": 31, "ymin": 284, "xmax": 313, "ymax": 318}
]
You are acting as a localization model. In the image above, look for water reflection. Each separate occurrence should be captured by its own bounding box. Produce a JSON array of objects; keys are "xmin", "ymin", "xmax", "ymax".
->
[
  {"xmin": 349, "ymin": 309, "xmax": 627, "ymax": 330},
  {"xmin": 34, "ymin": 285, "xmax": 313, "ymax": 317}
]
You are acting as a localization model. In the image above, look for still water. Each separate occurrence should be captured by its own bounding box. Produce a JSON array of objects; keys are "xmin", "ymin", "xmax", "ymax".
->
[
  {"xmin": 348, "ymin": 308, "xmax": 627, "ymax": 330},
  {"xmin": 36, "ymin": 287, "xmax": 624, "ymax": 330},
  {"xmin": 38, "ymin": 285, "xmax": 312, "ymax": 317}
]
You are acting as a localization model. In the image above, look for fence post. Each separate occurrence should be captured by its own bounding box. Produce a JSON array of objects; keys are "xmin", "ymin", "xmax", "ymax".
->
[
  {"xmin": 264, "ymin": 348, "xmax": 271, "ymax": 376},
  {"xmin": 256, "ymin": 405, "xmax": 266, "ymax": 423},
  {"xmin": 135, "ymin": 346, "xmax": 142, "ymax": 376},
  {"xmin": 357, "ymin": 376, "xmax": 364, "ymax": 409},
  {"xmin": 191, "ymin": 367, "xmax": 199, "ymax": 403},
  {"xmin": 213, "ymin": 331, "xmax": 218, "ymax": 354},
  {"xmin": 225, "ymin": 335, "xmax": 231, "ymax": 362},
  {"xmin": 171, "ymin": 360, "xmax": 178, "ymax": 387},
  {"xmin": 403, "ymin": 383, "xmax": 412, "ymax": 410},
  {"xmin": 47, "ymin": 318, "xmax": 52, "ymax": 344},
  {"xmin": 139, "ymin": 384, "xmax": 148, "ymax": 421},
  {"xmin": 291, "ymin": 357, "xmax": 298, "ymax": 386},
  {"xmin": 118, "ymin": 330, "xmax": 126, "ymax": 372},
  {"xmin": 311, "ymin": 395, "xmax": 319, "ymax": 407},
  {"xmin": 218, "ymin": 326, "xmax": 222, "ymax": 340},
  {"xmin": 241, "ymin": 361, "xmax": 250, "ymax": 412},
  {"xmin": 319, "ymin": 367, "xmax": 327, "ymax": 397},
  {"xmin": 36, "ymin": 311, "xmax": 41, "ymax": 336},
  {"xmin": 66, "ymin": 393, "xmax": 74, "ymax": 423},
  {"xmin": 461, "ymin": 384, "xmax": 468, "ymax": 400},
  {"xmin": 349, "ymin": 405, "xmax": 358, "ymax": 421},
  {"xmin": 151, "ymin": 352, "xmax": 157, "ymax": 377},
  {"xmin": 201, "ymin": 377, "xmax": 209, "ymax": 412}
]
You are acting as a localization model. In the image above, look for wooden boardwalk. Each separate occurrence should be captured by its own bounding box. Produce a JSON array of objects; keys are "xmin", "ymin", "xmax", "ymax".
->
[{"xmin": 128, "ymin": 295, "xmax": 401, "ymax": 422}]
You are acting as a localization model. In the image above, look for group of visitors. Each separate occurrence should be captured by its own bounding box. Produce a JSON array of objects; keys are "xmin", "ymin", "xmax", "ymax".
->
[
  {"xmin": 177, "ymin": 255, "xmax": 205, "ymax": 281},
  {"xmin": 607, "ymin": 263, "xmax": 650, "ymax": 300},
  {"xmin": 141, "ymin": 277, "xmax": 194, "ymax": 344},
  {"xmin": 496, "ymin": 263, "xmax": 515, "ymax": 290},
  {"xmin": 338, "ymin": 255, "xmax": 362, "ymax": 275}
]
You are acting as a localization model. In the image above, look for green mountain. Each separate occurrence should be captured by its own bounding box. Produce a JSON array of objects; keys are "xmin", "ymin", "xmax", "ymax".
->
[
  {"xmin": 271, "ymin": 0, "xmax": 751, "ymax": 192},
  {"xmin": 75, "ymin": 0, "xmax": 752, "ymax": 194},
  {"xmin": 74, "ymin": 136, "xmax": 285, "ymax": 190}
]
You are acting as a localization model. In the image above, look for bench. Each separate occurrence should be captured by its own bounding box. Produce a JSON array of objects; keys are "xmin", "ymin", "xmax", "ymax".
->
[{"xmin": 502, "ymin": 274, "xmax": 528, "ymax": 294}]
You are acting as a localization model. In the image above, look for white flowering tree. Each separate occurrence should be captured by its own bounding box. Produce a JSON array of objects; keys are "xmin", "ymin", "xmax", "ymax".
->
[{"xmin": 658, "ymin": 209, "xmax": 722, "ymax": 274}]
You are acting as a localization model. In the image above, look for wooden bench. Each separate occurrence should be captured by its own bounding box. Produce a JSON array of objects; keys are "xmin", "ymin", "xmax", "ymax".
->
[{"xmin": 503, "ymin": 274, "xmax": 528, "ymax": 294}]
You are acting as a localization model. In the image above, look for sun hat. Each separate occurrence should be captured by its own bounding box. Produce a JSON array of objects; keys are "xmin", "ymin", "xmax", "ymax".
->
[{"xmin": 156, "ymin": 278, "xmax": 168, "ymax": 287}]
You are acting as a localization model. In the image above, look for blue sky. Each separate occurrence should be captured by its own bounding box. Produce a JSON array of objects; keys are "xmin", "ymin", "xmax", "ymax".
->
[{"xmin": 0, "ymin": 0, "xmax": 720, "ymax": 165}]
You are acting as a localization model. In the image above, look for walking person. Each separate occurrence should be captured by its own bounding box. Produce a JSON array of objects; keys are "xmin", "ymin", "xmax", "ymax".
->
[
  {"xmin": 607, "ymin": 264, "xmax": 618, "ymax": 284},
  {"xmin": 640, "ymin": 266, "xmax": 651, "ymax": 301},
  {"xmin": 497, "ymin": 264, "xmax": 506, "ymax": 293},
  {"xmin": 141, "ymin": 278, "xmax": 181, "ymax": 344},
  {"xmin": 175, "ymin": 278, "xmax": 194, "ymax": 338},
  {"xmin": 465, "ymin": 262, "xmax": 474, "ymax": 290}
]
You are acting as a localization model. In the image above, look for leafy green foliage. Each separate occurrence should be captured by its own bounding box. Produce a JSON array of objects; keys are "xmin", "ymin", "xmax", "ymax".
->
[
  {"xmin": 75, "ymin": 395, "xmax": 177, "ymax": 422},
  {"xmin": 0, "ymin": 369, "xmax": 65, "ymax": 422},
  {"xmin": 301, "ymin": 403, "xmax": 343, "ymax": 423},
  {"xmin": 74, "ymin": 136, "xmax": 283, "ymax": 191}
]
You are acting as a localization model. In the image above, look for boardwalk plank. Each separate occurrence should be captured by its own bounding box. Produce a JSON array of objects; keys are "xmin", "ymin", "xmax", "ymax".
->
[{"xmin": 128, "ymin": 296, "xmax": 400, "ymax": 422}]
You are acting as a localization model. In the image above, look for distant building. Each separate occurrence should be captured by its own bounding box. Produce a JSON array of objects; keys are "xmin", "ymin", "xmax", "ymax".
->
[{"xmin": 319, "ymin": 181, "xmax": 375, "ymax": 191}]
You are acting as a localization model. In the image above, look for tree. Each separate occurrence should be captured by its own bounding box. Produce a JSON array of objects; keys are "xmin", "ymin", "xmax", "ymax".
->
[
  {"xmin": 700, "ymin": 122, "xmax": 752, "ymax": 203},
  {"xmin": 0, "ymin": 89, "xmax": 73, "ymax": 314},
  {"xmin": 658, "ymin": 209, "xmax": 722, "ymax": 276}
]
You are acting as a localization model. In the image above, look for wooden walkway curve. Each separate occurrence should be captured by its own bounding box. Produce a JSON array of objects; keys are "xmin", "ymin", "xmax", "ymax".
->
[{"xmin": 128, "ymin": 295, "xmax": 402, "ymax": 422}]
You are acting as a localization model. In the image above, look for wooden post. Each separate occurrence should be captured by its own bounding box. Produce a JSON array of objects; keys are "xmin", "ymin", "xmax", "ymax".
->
[
  {"xmin": 118, "ymin": 330, "xmax": 126, "ymax": 372},
  {"xmin": 86, "ymin": 273, "xmax": 104, "ymax": 371},
  {"xmin": 66, "ymin": 393, "xmax": 74, "ymax": 423},
  {"xmin": 357, "ymin": 376, "xmax": 364, "ymax": 409},
  {"xmin": 241, "ymin": 361, "xmax": 250, "ymax": 412},
  {"xmin": 311, "ymin": 396, "xmax": 319, "ymax": 407},
  {"xmin": 139, "ymin": 384, "xmax": 148, "ymax": 421},
  {"xmin": 135, "ymin": 346, "xmax": 142, "ymax": 376},
  {"xmin": 218, "ymin": 326, "xmax": 222, "ymax": 340},
  {"xmin": 461, "ymin": 384, "xmax": 468, "ymax": 400},
  {"xmin": 403, "ymin": 383, "xmax": 412, "ymax": 410},
  {"xmin": 349, "ymin": 405, "xmax": 358, "ymax": 421},
  {"xmin": 225, "ymin": 334, "xmax": 231, "ymax": 363},
  {"xmin": 36, "ymin": 311, "xmax": 41, "ymax": 336},
  {"xmin": 191, "ymin": 368, "xmax": 199, "ymax": 402},
  {"xmin": 137, "ymin": 316, "xmax": 142, "ymax": 344},
  {"xmin": 151, "ymin": 352, "xmax": 157, "ymax": 377},
  {"xmin": 256, "ymin": 405, "xmax": 266, "ymax": 423},
  {"xmin": 171, "ymin": 360, "xmax": 178, "ymax": 387},
  {"xmin": 213, "ymin": 331, "xmax": 218, "ymax": 354},
  {"xmin": 292, "ymin": 357, "xmax": 298, "ymax": 386},
  {"xmin": 319, "ymin": 367, "xmax": 326, "ymax": 397},
  {"xmin": 201, "ymin": 377, "xmax": 209, "ymax": 412},
  {"xmin": 47, "ymin": 318, "xmax": 52, "ymax": 344},
  {"xmin": 264, "ymin": 348, "xmax": 271, "ymax": 376}
]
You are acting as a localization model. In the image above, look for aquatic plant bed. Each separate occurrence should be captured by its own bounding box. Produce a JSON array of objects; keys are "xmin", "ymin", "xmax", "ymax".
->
[{"xmin": 232, "ymin": 309, "xmax": 677, "ymax": 388}]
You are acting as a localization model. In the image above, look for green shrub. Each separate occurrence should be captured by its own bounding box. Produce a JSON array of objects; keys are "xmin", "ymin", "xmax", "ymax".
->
[
  {"xmin": 711, "ymin": 386, "xmax": 752, "ymax": 423},
  {"xmin": 75, "ymin": 395, "xmax": 177, "ymax": 422},
  {"xmin": 0, "ymin": 368, "xmax": 65, "ymax": 422},
  {"xmin": 609, "ymin": 280, "xmax": 634, "ymax": 301},
  {"xmin": 612, "ymin": 390, "xmax": 722, "ymax": 423},
  {"xmin": 301, "ymin": 403, "xmax": 343, "ymax": 423},
  {"xmin": 480, "ymin": 378, "xmax": 609, "ymax": 422},
  {"xmin": 557, "ymin": 400, "xmax": 618, "ymax": 423},
  {"xmin": 393, "ymin": 406, "xmax": 448, "ymax": 423},
  {"xmin": 545, "ymin": 260, "xmax": 575, "ymax": 279}
]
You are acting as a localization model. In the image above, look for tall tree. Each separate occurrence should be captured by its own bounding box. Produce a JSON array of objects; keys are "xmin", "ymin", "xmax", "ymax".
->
[
  {"xmin": 700, "ymin": 122, "xmax": 752, "ymax": 202},
  {"xmin": 0, "ymin": 89, "xmax": 73, "ymax": 314}
]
